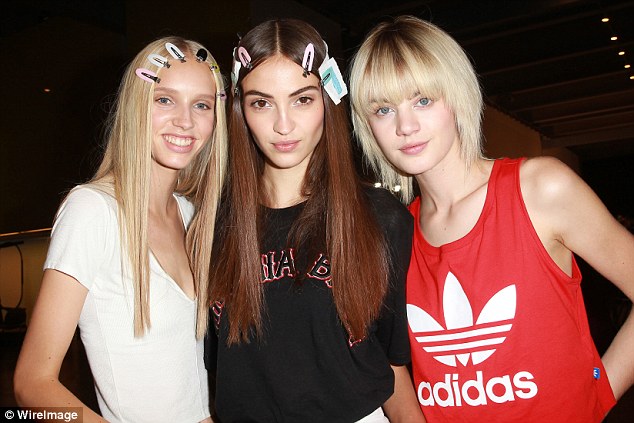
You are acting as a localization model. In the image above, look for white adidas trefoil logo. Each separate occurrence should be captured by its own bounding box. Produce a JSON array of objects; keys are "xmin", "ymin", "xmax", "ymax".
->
[{"xmin": 408, "ymin": 272, "xmax": 516, "ymax": 367}]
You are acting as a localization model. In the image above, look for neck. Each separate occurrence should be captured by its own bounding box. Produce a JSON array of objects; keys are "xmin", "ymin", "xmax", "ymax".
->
[
  {"xmin": 261, "ymin": 164, "xmax": 307, "ymax": 208},
  {"xmin": 414, "ymin": 148, "xmax": 488, "ymax": 211},
  {"xmin": 149, "ymin": 165, "xmax": 179, "ymax": 217}
]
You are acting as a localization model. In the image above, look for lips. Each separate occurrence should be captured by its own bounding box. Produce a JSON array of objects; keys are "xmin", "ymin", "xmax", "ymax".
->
[
  {"xmin": 164, "ymin": 134, "xmax": 194, "ymax": 147},
  {"xmin": 400, "ymin": 142, "xmax": 428, "ymax": 155},
  {"xmin": 273, "ymin": 140, "xmax": 300, "ymax": 152}
]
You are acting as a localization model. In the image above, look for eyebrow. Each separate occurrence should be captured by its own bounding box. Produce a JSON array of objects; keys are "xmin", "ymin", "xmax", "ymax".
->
[
  {"xmin": 154, "ymin": 87, "xmax": 216, "ymax": 101},
  {"xmin": 243, "ymin": 85, "xmax": 320, "ymax": 98}
]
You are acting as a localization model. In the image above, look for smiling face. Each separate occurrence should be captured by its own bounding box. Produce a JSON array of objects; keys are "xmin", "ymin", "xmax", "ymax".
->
[
  {"xmin": 367, "ymin": 94, "xmax": 460, "ymax": 176},
  {"xmin": 241, "ymin": 55, "xmax": 324, "ymax": 179},
  {"xmin": 151, "ymin": 55, "xmax": 217, "ymax": 174}
]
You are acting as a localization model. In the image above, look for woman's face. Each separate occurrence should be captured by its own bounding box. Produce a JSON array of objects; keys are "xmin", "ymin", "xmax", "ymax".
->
[
  {"xmin": 151, "ymin": 54, "xmax": 217, "ymax": 174},
  {"xmin": 366, "ymin": 94, "xmax": 460, "ymax": 177},
  {"xmin": 241, "ymin": 55, "xmax": 324, "ymax": 177}
]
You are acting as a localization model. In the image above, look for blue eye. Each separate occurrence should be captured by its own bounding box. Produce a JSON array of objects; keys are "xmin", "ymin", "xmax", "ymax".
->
[
  {"xmin": 375, "ymin": 106, "xmax": 392, "ymax": 116},
  {"xmin": 417, "ymin": 97, "xmax": 432, "ymax": 107},
  {"xmin": 194, "ymin": 102, "xmax": 211, "ymax": 110},
  {"xmin": 156, "ymin": 97, "xmax": 171, "ymax": 104}
]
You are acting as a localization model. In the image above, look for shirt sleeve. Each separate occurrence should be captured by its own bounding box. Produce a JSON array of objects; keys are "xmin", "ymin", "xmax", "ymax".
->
[
  {"xmin": 369, "ymin": 187, "xmax": 414, "ymax": 365},
  {"xmin": 44, "ymin": 186, "xmax": 116, "ymax": 290}
]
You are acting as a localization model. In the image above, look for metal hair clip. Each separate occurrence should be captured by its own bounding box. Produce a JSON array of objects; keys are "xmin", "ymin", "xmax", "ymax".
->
[
  {"xmin": 148, "ymin": 53, "xmax": 170, "ymax": 68},
  {"xmin": 302, "ymin": 43, "xmax": 315, "ymax": 77},
  {"xmin": 237, "ymin": 46, "xmax": 252, "ymax": 69},
  {"xmin": 196, "ymin": 48, "xmax": 208, "ymax": 62},
  {"xmin": 165, "ymin": 42, "xmax": 186, "ymax": 62},
  {"xmin": 231, "ymin": 48, "xmax": 241, "ymax": 94},
  {"xmin": 135, "ymin": 68, "xmax": 160, "ymax": 84},
  {"xmin": 217, "ymin": 90, "xmax": 227, "ymax": 101}
]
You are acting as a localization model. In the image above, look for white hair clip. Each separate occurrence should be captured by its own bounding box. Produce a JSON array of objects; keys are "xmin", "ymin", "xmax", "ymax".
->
[
  {"xmin": 165, "ymin": 42, "xmax": 186, "ymax": 62},
  {"xmin": 148, "ymin": 53, "xmax": 170, "ymax": 68},
  {"xmin": 302, "ymin": 43, "xmax": 315, "ymax": 77},
  {"xmin": 318, "ymin": 42, "xmax": 347, "ymax": 105}
]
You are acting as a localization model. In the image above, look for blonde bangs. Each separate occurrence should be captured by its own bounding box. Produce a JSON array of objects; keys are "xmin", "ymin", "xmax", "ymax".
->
[{"xmin": 355, "ymin": 37, "xmax": 444, "ymax": 114}]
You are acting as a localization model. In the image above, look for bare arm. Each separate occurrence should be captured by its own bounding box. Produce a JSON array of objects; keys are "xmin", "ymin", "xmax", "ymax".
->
[
  {"xmin": 13, "ymin": 269, "xmax": 107, "ymax": 422},
  {"xmin": 382, "ymin": 365, "xmax": 426, "ymax": 422},
  {"xmin": 521, "ymin": 157, "xmax": 634, "ymax": 399}
]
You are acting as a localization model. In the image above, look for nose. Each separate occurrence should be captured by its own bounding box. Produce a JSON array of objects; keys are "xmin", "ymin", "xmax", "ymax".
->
[
  {"xmin": 273, "ymin": 108, "xmax": 295, "ymax": 136},
  {"xmin": 395, "ymin": 109, "xmax": 420, "ymax": 137},
  {"xmin": 173, "ymin": 105, "xmax": 194, "ymax": 130}
]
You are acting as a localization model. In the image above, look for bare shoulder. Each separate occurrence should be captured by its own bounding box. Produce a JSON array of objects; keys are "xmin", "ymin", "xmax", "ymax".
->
[
  {"xmin": 518, "ymin": 156, "xmax": 593, "ymax": 222},
  {"xmin": 520, "ymin": 156, "xmax": 580, "ymax": 200}
]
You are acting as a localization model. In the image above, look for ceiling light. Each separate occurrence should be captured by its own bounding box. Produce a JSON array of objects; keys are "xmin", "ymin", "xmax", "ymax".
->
[
  {"xmin": 619, "ymin": 51, "xmax": 625, "ymax": 56},
  {"xmin": 626, "ymin": 64, "xmax": 631, "ymax": 69},
  {"xmin": 601, "ymin": 17, "xmax": 610, "ymax": 23},
  {"xmin": 611, "ymin": 36, "xmax": 618, "ymax": 41}
]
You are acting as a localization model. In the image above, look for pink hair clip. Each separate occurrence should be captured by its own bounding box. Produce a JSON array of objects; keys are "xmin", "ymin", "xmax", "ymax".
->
[
  {"xmin": 237, "ymin": 46, "xmax": 252, "ymax": 69},
  {"xmin": 135, "ymin": 68, "xmax": 160, "ymax": 84},
  {"xmin": 302, "ymin": 43, "xmax": 315, "ymax": 77}
]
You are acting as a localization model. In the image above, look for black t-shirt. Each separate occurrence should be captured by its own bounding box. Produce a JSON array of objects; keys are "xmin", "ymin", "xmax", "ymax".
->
[{"xmin": 206, "ymin": 186, "xmax": 413, "ymax": 423}]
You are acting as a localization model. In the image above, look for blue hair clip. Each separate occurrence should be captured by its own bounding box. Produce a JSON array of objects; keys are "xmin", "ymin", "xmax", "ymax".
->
[{"xmin": 318, "ymin": 42, "xmax": 347, "ymax": 104}]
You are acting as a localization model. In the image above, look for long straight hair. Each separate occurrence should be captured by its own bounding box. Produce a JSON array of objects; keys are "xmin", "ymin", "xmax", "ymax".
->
[
  {"xmin": 92, "ymin": 36, "xmax": 228, "ymax": 338},
  {"xmin": 211, "ymin": 19, "xmax": 389, "ymax": 344}
]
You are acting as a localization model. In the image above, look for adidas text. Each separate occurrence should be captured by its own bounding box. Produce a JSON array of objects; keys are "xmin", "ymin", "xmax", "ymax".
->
[{"xmin": 417, "ymin": 370, "xmax": 538, "ymax": 407}]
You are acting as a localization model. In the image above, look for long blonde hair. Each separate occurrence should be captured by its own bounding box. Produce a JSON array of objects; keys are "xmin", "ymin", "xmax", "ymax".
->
[
  {"xmin": 92, "ymin": 36, "xmax": 228, "ymax": 338},
  {"xmin": 350, "ymin": 16, "xmax": 483, "ymax": 202}
]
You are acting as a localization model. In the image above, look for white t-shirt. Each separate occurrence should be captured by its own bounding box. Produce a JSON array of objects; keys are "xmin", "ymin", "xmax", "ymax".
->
[{"xmin": 44, "ymin": 185, "xmax": 210, "ymax": 423}]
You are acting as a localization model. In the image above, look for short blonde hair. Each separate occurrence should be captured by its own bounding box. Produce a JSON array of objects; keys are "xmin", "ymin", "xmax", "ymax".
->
[{"xmin": 350, "ymin": 16, "xmax": 483, "ymax": 202}]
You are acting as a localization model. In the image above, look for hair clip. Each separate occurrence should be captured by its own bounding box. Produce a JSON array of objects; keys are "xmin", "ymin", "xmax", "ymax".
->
[
  {"xmin": 318, "ymin": 42, "xmax": 347, "ymax": 105},
  {"xmin": 302, "ymin": 43, "xmax": 315, "ymax": 77},
  {"xmin": 165, "ymin": 42, "xmax": 186, "ymax": 62},
  {"xmin": 237, "ymin": 46, "xmax": 252, "ymax": 69},
  {"xmin": 135, "ymin": 68, "xmax": 160, "ymax": 84},
  {"xmin": 217, "ymin": 90, "xmax": 227, "ymax": 101},
  {"xmin": 148, "ymin": 53, "xmax": 170, "ymax": 68},
  {"xmin": 196, "ymin": 48, "xmax": 208, "ymax": 63},
  {"xmin": 231, "ymin": 48, "xmax": 241, "ymax": 94}
]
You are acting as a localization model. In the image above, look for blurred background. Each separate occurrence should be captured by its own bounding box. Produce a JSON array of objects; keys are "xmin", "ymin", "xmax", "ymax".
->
[{"xmin": 1, "ymin": 0, "xmax": 633, "ymax": 420}]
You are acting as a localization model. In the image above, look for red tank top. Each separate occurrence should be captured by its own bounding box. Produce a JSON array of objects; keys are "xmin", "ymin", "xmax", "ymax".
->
[{"xmin": 407, "ymin": 158, "xmax": 615, "ymax": 422}]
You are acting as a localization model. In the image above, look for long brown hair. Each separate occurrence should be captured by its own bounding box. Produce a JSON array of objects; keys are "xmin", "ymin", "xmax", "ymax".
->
[{"xmin": 211, "ymin": 19, "xmax": 388, "ymax": 344}]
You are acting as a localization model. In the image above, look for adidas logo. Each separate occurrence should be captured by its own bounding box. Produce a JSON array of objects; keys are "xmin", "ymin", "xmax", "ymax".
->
[{"xmin": 408, "ymin": 272, "xmax": 516, "ymax": 367}]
